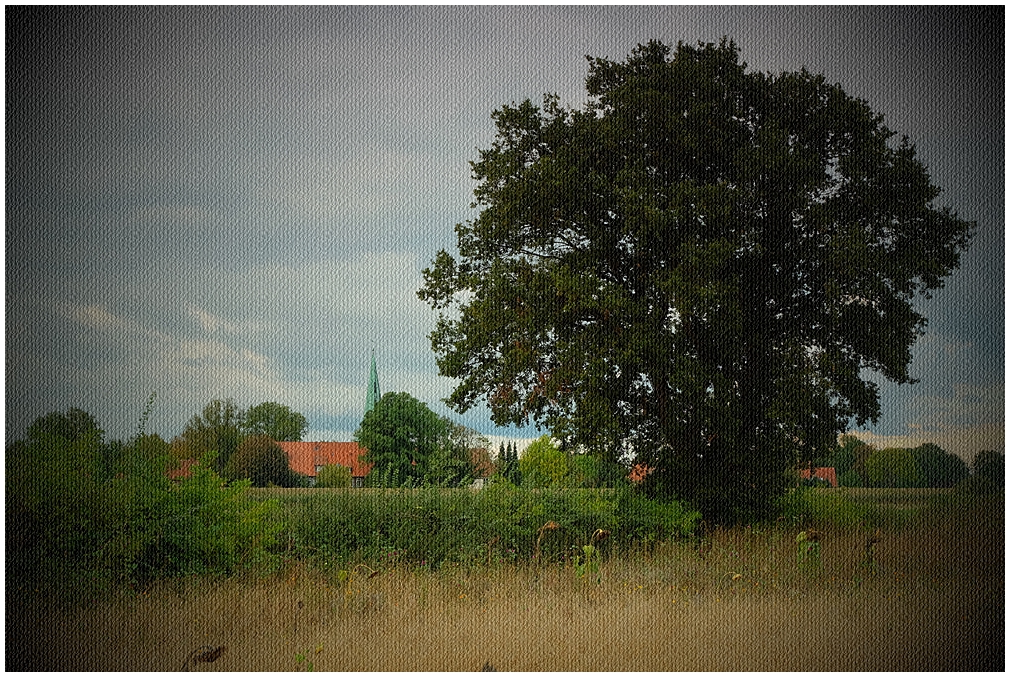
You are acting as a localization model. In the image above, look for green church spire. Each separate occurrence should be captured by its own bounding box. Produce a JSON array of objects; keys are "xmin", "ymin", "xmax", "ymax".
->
[{"xmin": 365, "ymin": 350, "xmax": 381, "ymax": 415}]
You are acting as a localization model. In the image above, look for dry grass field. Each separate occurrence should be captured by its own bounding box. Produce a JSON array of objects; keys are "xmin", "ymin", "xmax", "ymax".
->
[{"xmin": 14, "ymin": 491, "xmax": 1002, "ymax": 672}]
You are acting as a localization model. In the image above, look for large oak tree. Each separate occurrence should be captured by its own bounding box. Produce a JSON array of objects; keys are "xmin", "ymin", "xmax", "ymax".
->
[{"xmin": 418, "ymin": 40, "xmax": 974, "ymax": 522}]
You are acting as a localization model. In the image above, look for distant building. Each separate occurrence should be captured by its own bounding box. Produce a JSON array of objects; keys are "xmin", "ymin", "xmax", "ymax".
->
[
  {"xmin": 629, "ymin": 463, "xmax": 654, "ymax": 483},
  {"xmin": 798, "ymin": 466, "xmax": 838, "ymax": 487},
  {"xmin": 277, "ymin": 441, "xmax": 373, "ymax": 487},
  {"xmin": 365, "ymin": 349, "xmax": 381, "ymax": 416},
  {"xmin": 167, "ymin": 457, "xmax": 200, "ymax": 482}
]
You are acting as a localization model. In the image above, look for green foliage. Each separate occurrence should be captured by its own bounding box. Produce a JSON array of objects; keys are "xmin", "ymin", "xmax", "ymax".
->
[
  {"xmin": 519, "ymin": 436, "xmax": 569, "ymax": 487},
  {"xmin": 148, "ymin": 453, "xmax": 281, "ymax": 577},
  {"xmin": 316, "ymin": 464, "xmax": 352, "ymax": 488},
  {"xmin": 7, "ymin": 407, "xmax": 282, "ymax": 602},
  {"xmin": 865, "ymin": 447, "xmax": 922, "ymax": 488},
  {"xmin": 272, "ymin": 484, "xmax": 698, "ymax": 568},
  {"xmin": 418, "ymin": 39, "xmax": 974, "ymax": 524},
  {"xmin": 226, "ymin": 435, "xmax": 302, "ymax": 487},
  {"xmin": 176, "ymin": 398, "xmax": 245, "ymax": 473},
  {"xmin": 27, "ymin": 407, "xmax": 103, "ymax": 444},
  {"xmin": 423, "ymin": 421, "xmax": 486, "ymax": 487},
  {"xmin": 572, "ymin": 541, "xmax": 602, "ymax": 584},
  {"xmin": 496, "ymin": 441, "xmax": 522, "ymax": 485},
  {"xmin": 910, "ymin": 443, "xmax": 968, "ymax": 488},
  {"xmin": 776, "ymin": 486, "xmax": 911, "ymax": 529},
  {"xmin": 424, "ymin": 435, "xmax": 474, "ymax": 487},
  {"xmin": 569, "ymin": 453, "xmax": 627, "ymax": 488},
  {"xmin": 837, "ymin": 469, "xmax": 863, "ymax": 487},
  {"xmin": 356, "ymin": 392, "xmax": 448, "ymax": 487},
  {"xmin": 830, "ymin": 434, "xmax": 875, "ymax": 482},
  {"xmin": 972, "ymin": 450, "xmax": 1004, "ymax": 488},
  {"xmin": 243, "ymin": 401, "xmax": 308, "ymax": 442},
  {"xmin": 795, "ymin": 530, "xmax": 822, "ymax": 573}
]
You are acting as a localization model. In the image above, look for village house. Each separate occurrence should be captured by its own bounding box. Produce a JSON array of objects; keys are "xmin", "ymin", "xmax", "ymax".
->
[
  {"xmin": 276, "ymin": 441, "xmax": 373, "ymax": 487},
  {"xmin": 798, "ymin": 466, "xmax": 838, "ymax": 487}
]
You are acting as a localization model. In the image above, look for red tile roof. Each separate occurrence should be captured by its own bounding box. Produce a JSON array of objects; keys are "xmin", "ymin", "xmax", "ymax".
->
[
  {"xmin": 798, "ymin": 466, "xmax": 838, "ymax": 487},
  {"xmin": 469, "ymin": 447, "xmax": 495, "ymax": 478},
  {"xmin": 629, "ymin": 463, "xmax": 654, "ymax": 483},
  {"xmin": 167, "ymin": 457, "xmax": 200, "ymax": 480},
  {"xmin": 277, "ymin": 441, "xmax": 373, "ymax": 478}
]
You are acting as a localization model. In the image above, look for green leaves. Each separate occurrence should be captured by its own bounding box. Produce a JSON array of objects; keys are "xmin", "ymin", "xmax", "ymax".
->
[
  {"xmin": 243, "ymin": 402, "xmax": 308, "ymax": 442},
  {"xmin": 356, "ymin": 392, "xmax": 449, "ymax": 487},
  {"xmin": 418, "ymin": 39, "xmax": 974, "ymax": 524}
]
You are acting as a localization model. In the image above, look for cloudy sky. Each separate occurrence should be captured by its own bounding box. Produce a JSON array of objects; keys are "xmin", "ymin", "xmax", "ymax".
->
[{"xmin": 7, "ymin": 6, "xmax": 1003, "ymax": 461}]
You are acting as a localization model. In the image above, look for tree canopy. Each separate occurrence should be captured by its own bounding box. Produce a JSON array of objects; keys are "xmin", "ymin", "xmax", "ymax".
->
[
  {"xmin": 355, "ymin": 392, "xmax": 449, "ymax": 487},
  {"xmin": 242, "ymin": 401, "xmax": 308, "ymax": 442},
  {"xmin": 26, "ymin": 407, "xmax": 103, "ymax": 444},
  {"xmin": 418, "ymin": 39, "xmax": 974, "ymax": 522},
  {"xmin": 174, "ymin": 398, "xmax": 245, "ymax": 473},
  {"xmin": 225, "ymin": 434, "xmax": 302, "ymax": 487},
  {"xmin": 518, "ymin": 435, "xmax": 570, "ymax": 488}
]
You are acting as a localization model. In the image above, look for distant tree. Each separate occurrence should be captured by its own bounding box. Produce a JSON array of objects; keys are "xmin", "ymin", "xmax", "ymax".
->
[
  {"xmin": 356, "ymin": 392, "xmax": 448, "ymax": 487},
  {"xmin": 226, "ymin": 434, "xmax": 299, "ymax": 487},
  {"xmin": 470, "ymin": 445, "xmax": 495, "ymax": 479},
  {"xmin": 865, "ymin": 447, "xmax": 921, "ymax": 488},
  {"xmin": 972, "ymin": 450, "xmax": 1004, "ymax": 488},
  {"xmin": 506, "ymin": 442, "xmax": 523, "ymax": 485},
  {"xmin": 316, "ymin": 464, "xmax": 352, "ymax": 488},
  {"xmin": 830, "ymin": 434, "xmax": 875, "ymax": 484},
  {"xmin": 100, "ymin": 433, "xmax": 170, "ymax": 480},
  {"xmin": 519, "ymin": 436, "xmax": 569, "ymax": 487},
  {"xmin": 910, "ymin": 443, "xmax": 968, "ymax": 488},
  {"xmin": 178, "ymin": 399, "xmax": 244, "ymax": 473},
  {"xmin": 570, "ymin": 452, "xmax": 625, "ymax": 488},
  {"xmin": 418, "ymin": 39, "xmax": 975, "ymax": 523},
  {"xmin": 242, "ymin": 402, "xmax": 308, "ymax": 442},
  {"xmin": 424, "ymin": 422, "xmax": 476, "ymax": 488},
  {"xmin": 27, "ymin": 407, "xmax": 103, "ymax": 444},
  {"xmin": 495, "ymin": 441, "xmax": 522, "ymax": 485}
]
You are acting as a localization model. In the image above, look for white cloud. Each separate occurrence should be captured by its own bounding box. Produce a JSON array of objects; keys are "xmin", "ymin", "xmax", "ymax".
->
[
  {"xmin": 188, "ymin": 305, "xmax": 244, "ymax": 335},
  {"xmin": 845, "ymin": 422, "xmax": 1004, "ymax": 463}
]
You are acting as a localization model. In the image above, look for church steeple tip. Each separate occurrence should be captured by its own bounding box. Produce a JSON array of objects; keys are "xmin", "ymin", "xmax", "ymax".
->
[{"xmin": 365, "ymin": 349, "xmax": 381, "ymax": 416}]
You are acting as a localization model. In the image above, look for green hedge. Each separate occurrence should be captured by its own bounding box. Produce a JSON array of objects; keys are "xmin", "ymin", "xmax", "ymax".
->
[{"xmin": 264, "ymin": 482, "xmax": 700, "ymax": 568}]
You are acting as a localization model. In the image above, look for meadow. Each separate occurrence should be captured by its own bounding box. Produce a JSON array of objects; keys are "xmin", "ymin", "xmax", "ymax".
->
[{"xmin": 9, "ymin": 486, "xmax": 1003, "ymax": 671}]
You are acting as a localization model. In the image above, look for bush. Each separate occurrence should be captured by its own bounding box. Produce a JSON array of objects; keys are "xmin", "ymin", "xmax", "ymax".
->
[
  {"xmin": 271, "ymin": 484, "xmax": 699, "ymax": 568},
  {"xmin": 226, "ymin": 435, "xmax": 300, "ymax": 487},
  {"xmin": 6, "ymin": 425, "xmax": 282, "ymax": 602},
  {"xmin": 317, "ymin": 464, "xmax": 352, "ymax": 488}
]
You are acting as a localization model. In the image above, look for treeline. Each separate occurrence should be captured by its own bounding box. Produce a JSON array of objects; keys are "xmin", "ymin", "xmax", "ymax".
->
[
  {"xmin": 168, "ymin": 398, "xmax": 309, "ymax": 487},
  {"xmin": 5, "ymin": 401, "xmax": 697, "ymax": 603},
  {"xmin": 355, "ymin": 394, "xmax": 633, "ymax": 490},
  {"xmin": 808, "ymin": 434, "xmax": 1003, "ymax": 490},
  {"xmin": 6, "ymin": 403, "xmax": 283, "ymax": 601}
]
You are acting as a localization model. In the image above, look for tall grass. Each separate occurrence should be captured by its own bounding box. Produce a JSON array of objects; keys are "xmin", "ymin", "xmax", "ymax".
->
[{"xmin": 15, "ymin": 490, "xmax": 1002, "ymax": 671}]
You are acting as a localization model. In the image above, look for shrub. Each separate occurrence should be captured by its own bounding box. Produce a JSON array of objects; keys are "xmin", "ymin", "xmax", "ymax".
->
[
  {"xmin": 226, "ymin": 435, "xmax": 300, "ymax": 487},
  {"xmin": 6, "ymin": 423, "xmax": 282, "ymax": 602},
  {"xmin": 272, "ymin": 483, "xmax": 698, "ymax": 568},
  {"xmin": 317, "ymin": 464, "xmax": 352, "ymax": 488}
]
